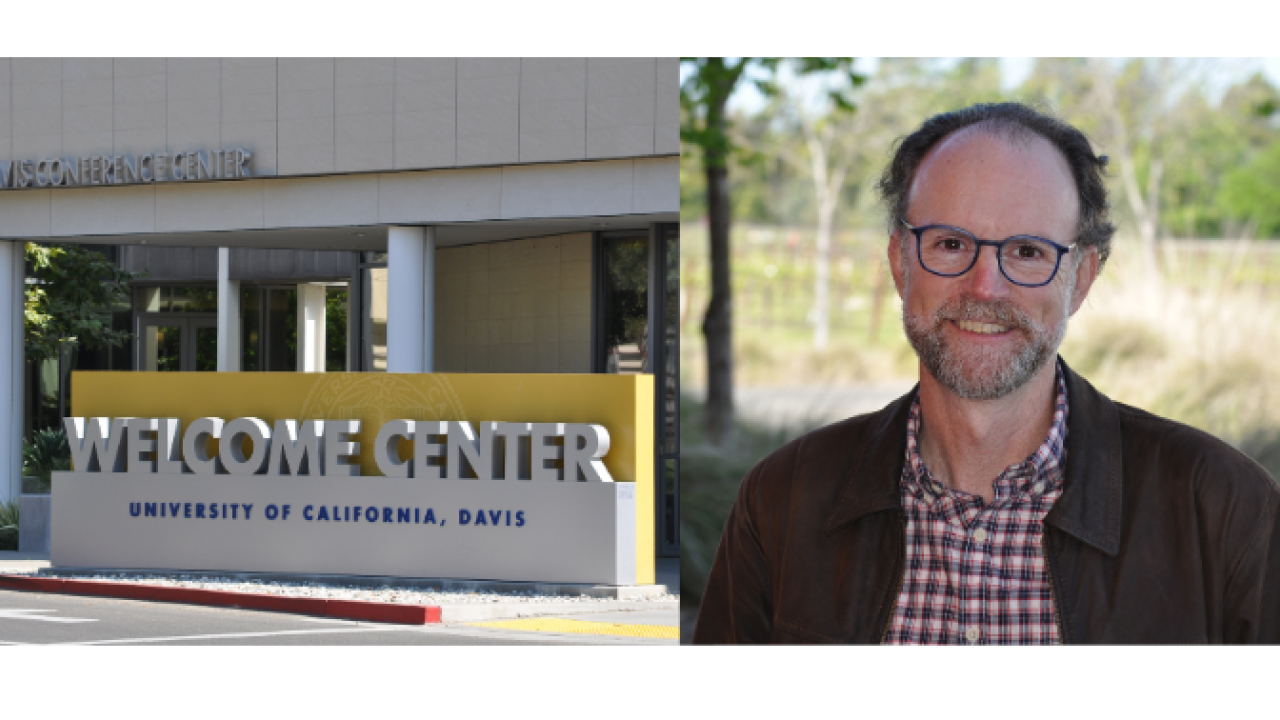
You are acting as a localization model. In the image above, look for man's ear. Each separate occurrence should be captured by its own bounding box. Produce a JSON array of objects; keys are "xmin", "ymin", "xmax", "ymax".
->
[
  {"xmin": 1068, "ymin": 246, "xmax": 1100, "ymax": 316},
  {"xmin": 888, "ymin": 230, "xmax": 907, "ymax": 299}
]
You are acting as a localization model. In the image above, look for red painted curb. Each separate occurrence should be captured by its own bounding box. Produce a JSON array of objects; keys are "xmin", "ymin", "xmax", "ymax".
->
[{"xmin": 0, "ymin": 574, "xmax": 440, "ymax": 625}]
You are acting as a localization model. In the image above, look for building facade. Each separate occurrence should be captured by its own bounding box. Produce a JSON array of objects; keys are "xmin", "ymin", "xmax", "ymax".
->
[{"xmin": 0, "ymin": 58, "xmax": 680, "ymax": 557}]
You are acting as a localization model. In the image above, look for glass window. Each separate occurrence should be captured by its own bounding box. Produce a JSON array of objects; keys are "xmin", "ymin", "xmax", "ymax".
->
[
  {"xmin": 241, "ymin": 287, "xmax": 262, "ymax": 371},
  {"xmin": 266, "ymin": 288, "xmax": 298, "ymax": 371},
  {"xmin": 600, "ymin": 236, "xmax": 649, "ymax": 375},
  {"xmin": 170, "ymin": 286, "xmax": 217, "ymax": 312},
  {"xmin": 326, "ymin": 286, "xmax": 348, "ymax": 371}
]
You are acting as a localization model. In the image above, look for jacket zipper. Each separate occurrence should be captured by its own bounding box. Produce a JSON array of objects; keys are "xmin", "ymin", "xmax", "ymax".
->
[
  {"xmin": 880, "ymin": 514, "xmax": 908, "ymax": 644},
  {"xmin": 1042, "ymin": 531, "xmax": 1067, "ymax": 644}
]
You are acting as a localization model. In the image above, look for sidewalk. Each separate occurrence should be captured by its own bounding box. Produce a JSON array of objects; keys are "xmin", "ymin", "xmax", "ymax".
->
[{"xmin": 0, "ymin": 551, "xmax": 678, "ymax": 626}]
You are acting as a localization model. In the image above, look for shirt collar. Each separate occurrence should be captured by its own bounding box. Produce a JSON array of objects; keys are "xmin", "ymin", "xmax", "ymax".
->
[{"xmin": 902, "ymin": 360, "xmax": 1069, "ymax": 500}]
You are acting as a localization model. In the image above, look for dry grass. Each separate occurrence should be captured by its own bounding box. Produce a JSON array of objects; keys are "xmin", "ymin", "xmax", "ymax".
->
[{"xmin": 1061, "ymin": 240, "xmax": 1280, "ymax": 477}]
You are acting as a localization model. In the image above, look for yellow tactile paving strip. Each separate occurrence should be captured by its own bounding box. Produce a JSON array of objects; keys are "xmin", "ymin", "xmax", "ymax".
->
[{"xmin": 468, "ymin": 618, "xmax": 679, "ymax": 639}]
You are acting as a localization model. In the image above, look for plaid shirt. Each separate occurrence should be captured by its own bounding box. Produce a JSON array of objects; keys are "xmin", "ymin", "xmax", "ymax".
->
[{"xmin": 884, "ymin": 363, "xmax": 1068, "ymax": 645}]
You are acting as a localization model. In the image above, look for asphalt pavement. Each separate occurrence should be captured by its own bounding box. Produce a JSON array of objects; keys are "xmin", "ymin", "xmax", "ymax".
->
[{"xmin": 0, "ymin": 588, "xmax": 676, "ymax": 645}]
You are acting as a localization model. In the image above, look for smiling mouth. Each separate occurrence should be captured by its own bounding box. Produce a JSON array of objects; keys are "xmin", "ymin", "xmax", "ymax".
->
[{"xmin": 954, "ymin": 320, "xmax": 1011, "ymax": 335}]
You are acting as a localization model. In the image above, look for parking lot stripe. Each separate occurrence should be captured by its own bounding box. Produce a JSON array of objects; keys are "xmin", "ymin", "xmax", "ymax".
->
[
  {"xmin": 51, "ymin": 626, "xmax": 407, "ymax": 646},
  {"xmin": 468, "ymin": 618, "xmax": 679, "ymax": 639}
]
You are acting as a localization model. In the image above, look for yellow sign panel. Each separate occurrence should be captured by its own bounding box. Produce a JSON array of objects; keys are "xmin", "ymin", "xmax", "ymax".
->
[{"xmin": 71, "ymin": 371, "xmax": 655, "ymax": 585}]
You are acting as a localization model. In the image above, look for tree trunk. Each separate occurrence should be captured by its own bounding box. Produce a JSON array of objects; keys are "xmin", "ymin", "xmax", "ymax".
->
[{"xmin": 703, "ymin": 164, "xmax": 734, "ymax": 445}]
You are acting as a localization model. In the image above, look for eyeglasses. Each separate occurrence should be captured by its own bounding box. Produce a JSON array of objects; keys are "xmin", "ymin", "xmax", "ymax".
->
[{"xmin": 900, "ymin": 220, "xmax": 1075, "ymax": 288}]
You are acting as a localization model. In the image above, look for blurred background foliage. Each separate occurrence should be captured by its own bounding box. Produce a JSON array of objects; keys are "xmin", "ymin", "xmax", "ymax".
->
[{"xmin": 680, "ymin": 58, "xmax": 1280, "ymax": 633}]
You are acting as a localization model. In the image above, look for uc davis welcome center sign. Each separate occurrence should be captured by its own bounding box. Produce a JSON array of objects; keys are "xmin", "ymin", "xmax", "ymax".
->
[{"xmin": 53, "ymin": 373, "xmax": 654, "ymax": 586}]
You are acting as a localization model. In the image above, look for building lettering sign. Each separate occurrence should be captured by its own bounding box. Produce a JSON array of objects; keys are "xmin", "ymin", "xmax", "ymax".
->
[
  {"xmin": 64, "ymin": 417, "xmax": 614, "ymax": 483},
  {"xmin": 53, "ymin": 412, "xmax": 637, "ymax": 586},
  {"xmin": 0, "ymin": 148, "xmax": 252, "ymax": 189}
]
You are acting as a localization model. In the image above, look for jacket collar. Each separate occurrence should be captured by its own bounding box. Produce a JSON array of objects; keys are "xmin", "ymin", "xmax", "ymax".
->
[{"xmin": 822, "ymin": 357, "xmax": 1123, "ymax": 556}]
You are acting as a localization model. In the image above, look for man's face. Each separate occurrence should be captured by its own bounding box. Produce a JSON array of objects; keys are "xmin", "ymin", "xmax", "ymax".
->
[{"xmin": 888, "ymin": 127, "xmax": 1099, "ymax": 400}]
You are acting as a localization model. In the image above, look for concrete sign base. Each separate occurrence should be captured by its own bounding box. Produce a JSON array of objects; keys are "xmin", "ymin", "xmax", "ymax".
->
[{"xmin": 51, "ymin": 471, "xmax": 637, "ymax": 586}]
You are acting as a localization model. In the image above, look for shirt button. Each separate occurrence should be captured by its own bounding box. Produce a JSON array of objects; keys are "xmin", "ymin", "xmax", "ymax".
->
[
  {"xmin": 972, "ymin": 528, "xmax": 988, "ymax": 542},
  {"xmin": 1033, "ymin": 482, "xmax": 1045, "ymax": 494},
  {"xmin": 965, "ymin": 626, "xmax": 981, "ymax": 644}
]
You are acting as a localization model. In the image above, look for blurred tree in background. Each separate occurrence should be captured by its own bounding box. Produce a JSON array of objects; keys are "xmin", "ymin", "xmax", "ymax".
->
[{"xmin": 680, "ymin": 57, "xmax": 862, "ymax": 445}]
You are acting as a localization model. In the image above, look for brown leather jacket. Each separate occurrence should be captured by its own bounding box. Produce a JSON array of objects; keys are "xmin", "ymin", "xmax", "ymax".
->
[{"xmin": 693, "ymin": 361, "xmax": 1280, "ymax": 644}]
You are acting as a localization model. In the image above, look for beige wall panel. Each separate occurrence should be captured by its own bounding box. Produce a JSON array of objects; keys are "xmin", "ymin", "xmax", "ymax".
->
[
  {"xmin": 262, "ymin": 175, "xmax": 378, "ymax": 228},
  {"xmin": 456, "ymin": 110, "xmax": 517, "ymax": 166},
  {"xmin": 11, "ymin": 134, "xmax": 62, "ymax": 160},
  {"xmin": 586, "ymin": 58, "xmax": 655, "ymax": 158},
  {"xmin": 51, "ymin": 184, "xmax": 155, "ymax": 235},
  {"xmin": 395, "ymin": 58, "xmax": 455, "ymax": 112},
  {"xmin": 655, "ymin": 58, "xmax": 680, "ymax": 154},
  {"xmin": 335, "ymin": 60, "xmax": 393, "ymax": 173},
  {"xmin": 500, "ymin": 160, "xmax": 633, "ymax": 218},
  {"xmin": 0, "ymin": 59, "xmax": 9, "ymax": 158},
  {"xmin": 394, "ymin": 58, "xmax": 455, "ymax": 169},
  {"xmin": 432, "ymin": 231, "xmax": 593, "ymax": 375},
  {"xmin": 588, "ymin": 124, "xmax": 655, "ymax": 159},
  {"xmin": 12, "ymin": 58, "xmax": 60, "ymax": 85},
  {"xmin": 558, "ymin": 288, "xmax": 591, "ymax": 318},
  {"xmin": 222, "ymin": 59, "xmax": 276, "ymax": 97},
  {"xmin": 520, "ymin": 101, "xmax": 585, "ymax": 163},
  {"xmin": 113, "ymin": 67, "xmax": 167, "ymax": 102},
  {"xmin": 62, "ymin": 99, "xmax": 112, "ymax": 135},
  {"xmin": 277, "ymin": 146, "xmax": 334, "ymax": 176},
  {"xmin": 222, "ymin": 121, "xmax": 279, "ymax": 177},
  {"xmin": 521, "ymin": 58, "xmax": 585, "ymax": 102},
  {"xmin": 167, "ymin": 58, "xmax": 219, "ymax": 76},
  {"xmin": 377, "ymin": 167, "xmax": 501, "ymax": 223},
  {"xmin": 0, "ymin": 191, "xmax": 52, "ymax": 237},
  {"xmin": 278, "ymin": 59, "xmax": 334, "ymax": 175},
  {"xmin": 166, "ymin": 60, "xmax": 220, "ymax": 155},
  {"xmin": 632, "ymin": 156, "xmax": 678, "ymax": 214},
  {"xmin": 560, "ymin": 232, "xmax": 591, "ymax": 261},
  {"xmin": 12, "ymin": 67, "xmax": 62, "ymax": 158},
  {"xmin": 61, "ymin": 132, "xmax": 114, "ymax": 159},
  {"xmin": 557, "ymin": 341, "xmax": 590, "ymax": 372},
  {"xmin": 335, "ymin": 140, "xmax": 393, "ymax": 173},
  {"xmin": 222, "ymin": 92, "xmax": 276, "ymax": 125},
  {"xmin": 457, "ymin": 58, "xmax": 519, "ymax": 166},
  {"xmin": 222, "ymin": 60, "xmax": 279, "ymax": 176},
  {"xmin": 534, "ymin": 342, "xmax": 558, "ymax": 373},
  {"xmin": 519, "ymin": 58, "xmax": 585, "ymax": 163},
  {"xmin": 154, "ymin": 178, "xmax": 266, "ymax": 232}
]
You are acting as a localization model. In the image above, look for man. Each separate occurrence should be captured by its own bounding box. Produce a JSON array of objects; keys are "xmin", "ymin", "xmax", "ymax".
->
[{"xmin": 693, "ymin": 102, "xmax": 1280, "ymax": 644}]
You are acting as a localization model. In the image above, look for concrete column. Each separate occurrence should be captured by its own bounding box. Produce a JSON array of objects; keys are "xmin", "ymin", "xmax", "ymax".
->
[
  {"xmin": 216, "ymin": 248, "xmax": 241, "ymax": 372},
  {"xmin": 1, "ymin": 241, "xmax": 24, "ymax": 503},
  {"xmin": 387, "ymin": 226, "xmax": 435, "ymax": 373},
  {"xmin": 297, "ymin": 283, "xmax": 327, "ymax": 372}
]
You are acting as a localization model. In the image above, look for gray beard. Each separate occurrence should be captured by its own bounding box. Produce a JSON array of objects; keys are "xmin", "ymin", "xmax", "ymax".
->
[{"xmin": 902, "ymin": 295, "xmax": 1067, "ymax": 400}]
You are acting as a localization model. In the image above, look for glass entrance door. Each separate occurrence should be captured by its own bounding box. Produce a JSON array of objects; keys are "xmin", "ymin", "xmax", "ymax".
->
[
  {"xmin": 138, "ymin": 317, "xmax": 218, "ymax": 372},
  {"xmin": 595, "ymin": 226, "xmax": 680, "ymax": 559}
]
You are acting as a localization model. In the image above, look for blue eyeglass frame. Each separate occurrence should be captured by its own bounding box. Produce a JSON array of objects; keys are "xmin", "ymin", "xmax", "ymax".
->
[{"xmin": 900, "ymin": 220, "xmax": 1076, "ymax": 288}]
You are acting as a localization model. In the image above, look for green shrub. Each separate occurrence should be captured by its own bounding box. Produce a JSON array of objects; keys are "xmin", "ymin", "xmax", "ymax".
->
[
  {"xmin": 680, "ymin": 395, "xmax": 817, "ymax": 604},
  {"xmin": 0, "ymin": 499, "xmax": 18, "ymax": 551},
  {"xmin": 22, "ymin": 428, "xmax": 70, "ymax": 491}
]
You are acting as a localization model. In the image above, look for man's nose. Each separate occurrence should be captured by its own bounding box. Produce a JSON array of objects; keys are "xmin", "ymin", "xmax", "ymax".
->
[{"xmin": 960, "ymin": 245, "xmax": 1010, "ymax": 299}]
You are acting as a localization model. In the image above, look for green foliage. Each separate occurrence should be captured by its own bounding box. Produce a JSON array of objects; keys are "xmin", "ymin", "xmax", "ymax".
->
[
  {"xmin": 0, "ymin": 499, "xmax": 18, "ymax": 551},
  {"xmin": 25, "ymin": 243, "xmax": 140, "ymax": 364},
  {"xmin": 679, "ymin": 394, "xmax": 811, "ymax": 602},
  {"xmin": 23, "ymin": 428, "xmax": 71, "ymax": 491},
  {"xmin": 326, "ymin": 289, "xmax": 348, "ymax": 371},
  {"xmin": 1219, "ymin": 140, "xmax": 1280, "ymax": 237}
]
